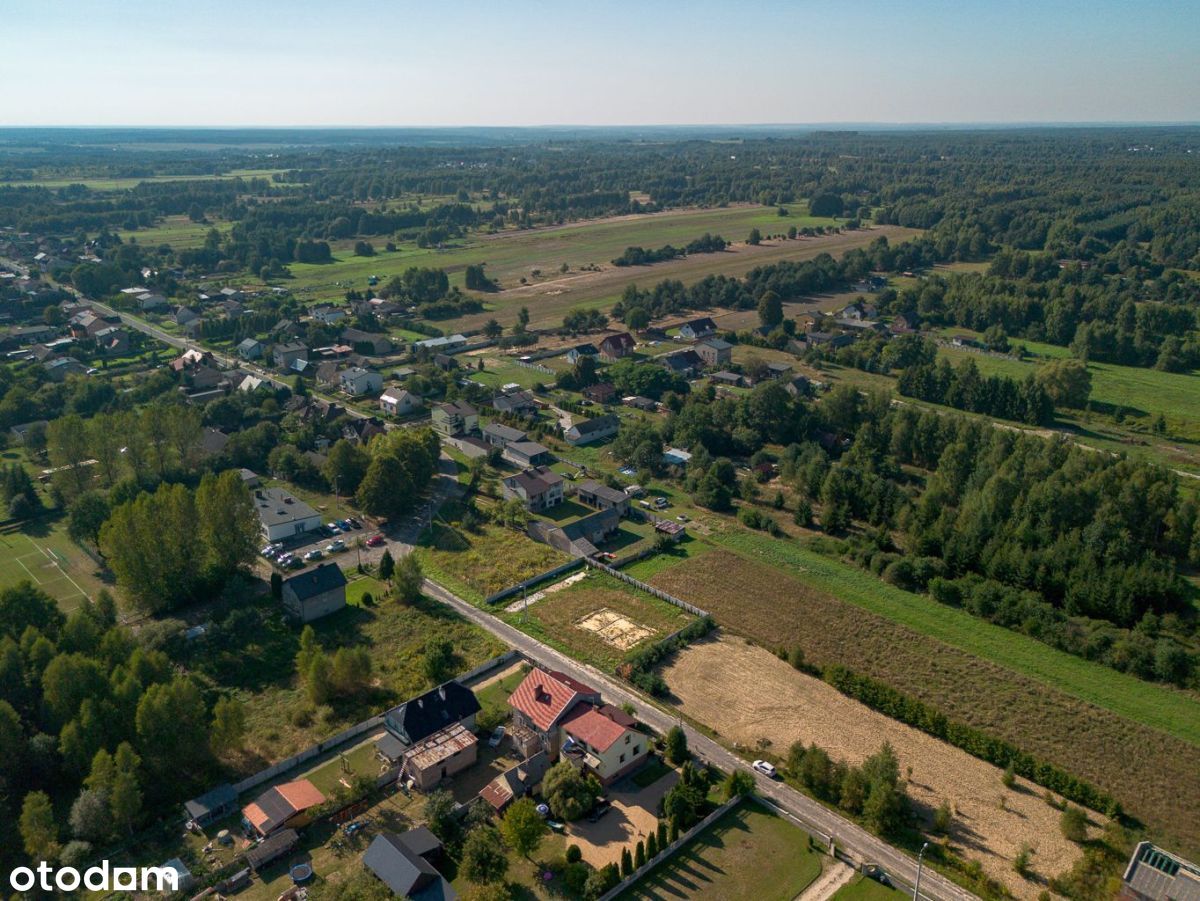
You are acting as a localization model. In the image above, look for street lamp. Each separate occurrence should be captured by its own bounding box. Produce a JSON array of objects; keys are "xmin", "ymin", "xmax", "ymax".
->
[{"xmin": 913, "ymin": 841, "xmax": 930, "ymax": 901}]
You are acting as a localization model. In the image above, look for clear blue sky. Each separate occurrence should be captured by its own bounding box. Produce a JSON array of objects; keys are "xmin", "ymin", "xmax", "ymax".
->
[{"xmin": 4, "ymin": 0, "xmax": 1197, "ymax": 126}]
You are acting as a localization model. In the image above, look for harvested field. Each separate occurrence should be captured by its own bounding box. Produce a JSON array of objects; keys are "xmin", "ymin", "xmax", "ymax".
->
[
  {"xmin": 576, "ymin": 607, "xmax": 656, "ymax": 650},
  {"xmin": 650, "ymin": 549, "xmax": 1200, "ymax": 857},
  {"xmin": 663, "ymin": 635, "xmax": 1089, "ymax": 896}
]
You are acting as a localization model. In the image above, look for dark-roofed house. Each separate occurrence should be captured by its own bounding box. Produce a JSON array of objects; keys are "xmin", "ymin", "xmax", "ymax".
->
[
  {"xmin": 273, "ymin": 341, "xmax": 308, "ymax": 370},
  {"xmin": 432, "ymin": 400, "xmax": 478, "ymax": 437},
  {"xmin": 565, "ymin": 343, "xmax": 598, "ymax": 364},
  {"xmin": 236, "ymin": 338, "xmax": 263, "ymax": 360},
  {"xmin": 581, "ymin": 382, "xmax": 617, "ymax": 404},
  {"xmin": 502, "ymin": 440, "xmax": 552, "ymax": 468},
  {"xmin": 492, "ymin": 389, "xmax": 538, "ymax": 415},
  {"xmin": 478, "ymin": 751, "xmax": 551, "ymax": 813},
  {"xmin": 564, "ymin": 414, "xmax": 619, "ymax": 446},
  {"xmin": 482, "ymin": 422, "xmax": 527, "ymax": 448},
  {"xmin": 577, "ymin": 480, "xmax": 630, "ymax": 516},
  {"xmin": 241, "ymin": 780, "xmax": 325, "ymax": 838},
  {"xmin": 1120, "ymin": 842, "xmax": 1200, "ymax": 901},
  {"xmin": 694, "ymin": 337, "xmax": 732, "ymax": 367},
  {"xmin": 364, "ymin": 831, "xmax": 457, "ymax": 901},
  {"xmin": 678, "ymin": 317, "xmax": 717, "ymax": 340},
  {"xmin": 281, "ymin": 563, "xmax": 347, "ymax": 623},
  {"xmin": 598, "ymin": 332, "xmax": 636, "ymax": 361},
  {"xmin": 342, "ymin": 327, "xmax": 394, "ymax": 355},
  {"xmin": 183, "ymin": 783, "xmax": 238, "ymax": 828},
  {"xmin": 244, "ymin": 828, "xmax": 299, "ymax": 872},
  {"xmin": 384, "ymin": 680, "xmax": 481, "ymax": 746},
  {"xmin": 502, "ymin": 466, "xmax": 563, "ymax": 511},
  {"xmin": 659, "ymin": 349, "xmax": 703, "ymax": 377}
]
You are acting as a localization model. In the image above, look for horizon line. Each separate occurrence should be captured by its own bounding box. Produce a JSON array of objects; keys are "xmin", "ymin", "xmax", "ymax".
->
[{"xmin": 2, "ymin": 121, "xmax": 1199, "ymax": 130}]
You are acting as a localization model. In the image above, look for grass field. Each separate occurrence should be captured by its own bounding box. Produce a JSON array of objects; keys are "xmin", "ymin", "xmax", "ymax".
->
[
  {"xmin": 648, "ymin": 543, "xmax": 1200, "ymax": 855},
  {"xmin": 118, "ymin": 215, "xmax": 232, "ymax": 249},
  {"xmin": 0, "ymin": 518, "xmax": 109, "ymax": 612},
  {"xmin": 617, "ymin": 800, "xmax": 822, "ymax": 901},
  {"xmin": 833, "ymin": 875, "xmax": 907, "ymax": 901}
]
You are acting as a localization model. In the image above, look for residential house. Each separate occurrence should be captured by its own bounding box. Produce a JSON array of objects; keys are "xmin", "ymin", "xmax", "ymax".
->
[
  {"xmin": 173, "ymin": 306, "xmax": 200, "ymax": 326},
  {"xmin": 69, "ymin": 310, "xmax": 112, "ymax": 339},
  {"xmin": 200, "ymin": 427, "xmax": 230, "ymax": 457},
  {"xmin": 783, "ymin": 375, "xmax": 812, "ymax": 398},
  {"xmin": 311, "ymin": 305, "xmax": 347, "ymax": 326},
  {"xmin": 623, "ymin": 395, "xmax": 658, "ymax": 412},
  {"xmin": 661, "ymin": 447, "xmax": 693, "ymax": 466},
  {"xmin": 241, "ymin": 780, "xmax": 325, "ymax": 838},
  {"xmin": 834, "ymin": 318, "xmax": 888, "ymax": 336},
  {"xmin": 563, "ymin": 414, "xmax": 619, "ymax": 446},
  {"xmin": 341, "ymin": 416, "xmax": 386, "ymax": 445},
  {"xmin": 758, "ymin": 361, "xmax": 793, "ymax": 381},
  {"xmin": 137, "ymin": 293, "xmax": 168, "ymax": 312},
  {"xmin": 364, "ymin": 830, "xmax": 457, "ymax": 901},
  {"xmin": 492, "ymin": 389, "xmax": 538, "ymax": 415},
  {"xmin": 694, "ymin": 337, "xmax": 733, "ymax": 367},
  {"xmin": 94, "ymin": 327, "xmax": 130, "ymax": 356},
  {"xmin": 6, "ymin": 324, "xmax": 55, "ymax": 345},
  {"xmin": 502, "ymin": 440, "xmax": 552, "ymax": 468},
  {"xmin": 478, "ymin": 751, "xmax": 551, "ymax": 813},
  {"xmin": 414, "ymin": 334, "xmax": 468, "ymax": 353},
  {"xmin": 392, "ymin": 366, "xmax": 416, "ymax": 381},
  {"xmin": 217, "ymin": 299, "xmax": 244, "ymax": 319},
  {"xmin": 219, "ymin": 287, "xmax": 245, "ymax": 301},
  {"xmin": 482, "ymin": 422, "xmax": 527, "ymax": 448},
  {"xmin": 838, "ymin": 300, "xmax": 878, "ymax": 320},
  {"xmin": 678, "ymin": 317, "xmax": 717, "ymax": 340},
  {"xmin": 502, "ymin": 466, "xmax": 564, "ymax": 511},
  {"xmin": 400, "ymin": 723, "xmax": 478, "ymax": 792},
  {"xmin": 183, "ymin": 784, "xmax": 238, "ymax": 829},
  {"xmin": 565, "ymin": 343, "xmax": 598, "ymax": 364},
  {"xmin": 1119, "ymin": 842, "xmax": 1200, "ymax": 901},
  {"xmin": 273, "ymin": 341, "xmax": 308, "ymax": 370},
  {"xmin": 802, "ymin": 331, "xmax": 855, "ymax": 350},
  {"xmin": 281, "ymin": 562, "xmax": 347, "ymax": 623},
  {"xmin": 581, "ymin": 382, "xmax": 616, "ymax": 404},
  {"xmin": 339, "ymin": 366, "xmax": 383, "ymax": 397},
  {"xmin": 890, "ymin": 314, "xmax": 917, "ymax": 335},
  {"xmin": 598, "ymin": 332, "xmax": 635, "ymax": 361},
  {"xmin": 238, "ymin": 375, "xmax": 266, "ymax": 393},
  {"xmin": 379, "ymin": 388, "xmax": 422, "ymax": 417},
  {"xmin": 236, "ymin": 337, "xmax": 263, "ymax": 360},
  {"xmin": 710, "ymin": 370, "xmax": 745, "ymax": 388},
  {"xmin": 560, "ymin": 703, "xmax": 648, "ymax": 785},
  {"xmin": 431, "ymin": 400, "xmax": 478, "ymax": 437},
  {"xmin": 315, "ymin": 360, "xmax": 340, "ymax": 388},
  {"xmin": 527, "ymin": 507, "xmax": 620, "ymax": 557},
  {"xmin": 507, "ymin": 668, "xmax": 601, "ymax": 757},
  {"xmin": 341, "ymin": 327, "xmax": 393, "ymax": 355},
  {"xmin": 43, "ymin": 357, "xmax": 86, "ymax": 381},
  {"xmin": 577, "ymin": 480, "xmax": 630, "ymax": 516},
  {"xmin": 170, "ymin": 348, "xmax": 213, "ymax": 372},
  {"xmin": 433, "ymin": 353, "xmax": 457, "ymax": 371},
  {"xmin": 254, "ymin": 487, "xmax": 322, "ymax": 541},
  {"xmin": 383, "ymin": 680, "xmax": 481, "ymax": 746},
  {"xmin": 659, "ymin": 349, "xmax": 703, "ymax": 378}
]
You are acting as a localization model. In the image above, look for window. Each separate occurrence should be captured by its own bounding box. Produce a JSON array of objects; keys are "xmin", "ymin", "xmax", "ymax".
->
[
  {"xmin": 624, "ymin": 735, "xmax": 630, "ymax": 744},
  {"xmin": 619, "ymin": 754, "xmax": 626, "ymax": 763},
  {"xmin": 633, "ymin": 745, "xmax": 641, "ymax": 755}
]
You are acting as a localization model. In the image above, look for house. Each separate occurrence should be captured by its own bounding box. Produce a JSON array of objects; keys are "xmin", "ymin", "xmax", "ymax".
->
[
  {"xmin": 502, "ymin": 466, "xmax": 564, "ymax": 511},
  {"xmin": 433, "ymin": 353, "xmax": 457, "ymax": 371},
  {"xmin": 951, "ymin": 335, "xmax": 980, "ymax": 349},
  {"xmin": 95, "ymin": 327, "xmax": 130, "ymax": 356},
  {"xmin": 9, "ymin": 420, "xmax": 48, "ymax": 445},
  {"xmin": 384, "ymin": 680, "xmax": 481, "ymax": 746},
  {"xmin": 219, "ymin": 286, "xmax": 245, "ymax": 300},
  {"xmin": 478, "ymin": 751, "xmax": 551, "ymax": 813},
  {"xmin": 694, "ymin": 337, "xmax": 733, "ymax": 367},
  {"xmin": 342, "ymin": 416, "xmax": 386, "ymax": 445},
  {"xmin": 563, "ymin": 414, "xmax": 619, "ymax": 446},
  {"xmin": 659, "ymin": 349, "xmax": 703, "ymax": 377},
  {"xmin": 503, "ymin": 441, "xmax": 552, "ymax": 468},
  {"xmin": 598, "ymin": 332, "xmax": 636, "ymax": 361},
  {"xmin": 339, "ymin": 366, "xmax": 383, "ymax": 397},
  {"xmin": 414, "ymin": 334, "xmax": 468, "ymax": 353},
  {"xmin": 254, "ymin": 487, "xmax": 322, "ymax": 541},
  {"xmin": 244, "ymin": 829, "xmax": 300, "ymax": 873},
  {"xmin": 400, "ymin": 723, "xmax": 479, "ymax": 792},
  {"xmin": 311, "ymin": 305, "xmax": 347, "ymax": 326},
  {"xmin": 554, "ymin": 508, "xmax": 620, "ymax": 556},
  {"xmin": 445, "ymin": 434, "xmax": 491, "ymax": 460},
  {"xmin": 623, "ymin": 395, "xmax": 658, "ymax": 412},
  {"xmin": 565, "ymin": 343, "xmax": 598, "ymax": 364},
  {"xmin": 173, "ymin": 306, "xmax": 200, "ymax": 326},
  {"xmin": 560, "ymin": 703, "xmax": 648, "ymax": 785},
  {"xmin": 241, "ymin": 779, "xmax": 326, "ymax": 838},
  {"xmin": 661, "ymin": 447, "xmax": 693, "ymax": 467},
  {"xmin": 43, "ymin": 357, "xmax": 87, "ymax": 381},
  {"xmin": 710, "ymin": 370, "xmax": 745, "ymax": 388},
  {"xmin": 341, "ymin": 327, "xmax": 393, "ymax": 356},
  {"xmin": 482, "ymin": 422, "xmax": 527, "ymax": 448},
  {"xmin": 6, "ymin": 324, "xmax": 55, "ymax": 345},
  {"xmin": 183, "ymin": 783, "xmax": 238, "ymax": 828},
  {"xmin": 833, "ymin": 318, "xmax": 888, "ymax": 335},
  {"xmin": 492, "ymin": 389, "xmax": 538, "ymax": 415},
  {"xmin": 200, "ymin": 427, "xmax": 230, "ymax": 457},
  {"xmin": 890, "ymin": 314, "xmax": 917, "ymax": 335},
  {"xmin": 508, "ymin": 668, "xmax": 601, "ymax": 757},
  {"xmin": 281, "ymin": 563, "xmax": 347, "ymax": 623},
  {"xmin": 581, "ymin": 382, "xmax": 616, "ymax": 404},
  {"xmin": 379, "ymin": 388, "xmax": 422, "ymax": 417},
  {"xmin": 802, "ymin": 331, "xmax": 855, "ymax": 350},
  {"xmin": 218, "ymin": 299, "xmax": 244, "ymax": 319},
  {"xmin": 393, "ymin": 366, "xmax": 416, "ymax": 381},
  {"xmin": 314, "ymin": 360, "xmax": 340, "ymax": 387},
  {"xmin": 678, "ymin": 317, "xmax": 717, "ymax": 340},
  {"xmin": 137, "ymin": 293, "xmax": 168, "ymax": 311},
  {"xmin": 762, "ymin": 361, "xmax": 793, "ymax": 380},
  {"xmin": 273, "ymin": 341, "xmax": 308, "ymax": 370},
  {"xmin": 69, "ymin": 310, "xmax": 111, "ymax": 339},
  {"xmin": 238, "ymin": 375, "xmax": 266, "ymax": 393},
  {"xmin": 783, "ymin": 375, "xmax": 812, "ymax": 398},
  {"xmin": 1119, "ymin": 842, "xmax": 1200, "ymax": 901},
  {"xmin": 364, "ymin": 830, "xmax": 457, "ymax": 901},
  {"xmin": 431, "ymin": 400, "xmax": 478, "ymax": 437},
  {"xmin": 839, "ymin": 300, "xmax": 878, "ymax": 320},
  {"xmin": 375, "ymin": 732, "xmax": 409, "ymax": 766},
  {"xmin": 236, "ymin": 338, "xmax": 263, "ymax": 360},
  {"xmin": 576, "ymin": 480, "xmax": 630, "ymax": 516},
  {"xmin": 171, "ymin": 348, "xmax": 214, "ymax": 373}
]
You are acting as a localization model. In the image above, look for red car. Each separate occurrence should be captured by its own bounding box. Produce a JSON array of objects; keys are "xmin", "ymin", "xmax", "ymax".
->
[{"xmin": 366, "ymin": 534, "xmax": 386, "ymax": 547}]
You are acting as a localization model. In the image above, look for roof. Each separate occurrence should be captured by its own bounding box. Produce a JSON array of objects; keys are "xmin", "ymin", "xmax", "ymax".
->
[
  {"xmin": 385, "ymin": 680, "xmax": 481, "ymax": 745},
  {"xmin": 506, "ymin": 441, "xmax": 550, "ymax": 460},
  {"xmin": 244, "ymin": 828, "xmax": 299, "ymax": 870},
  {"xmin": 483, "ymin": 422, "xmax": 527, "ymax": 443},
  {"xmin": 698, "ymin": 337, "xmax": 732, "ymax": 351},
  {"xmin": 243, "ymin": 780, "xmax": 325, "ymax": 834},
  {"xmin": 364, "ymin": 833, "xmax": 456, "ymax": 901},
  {"xmin": 562, "ymin": 705, "xmax": 630, "ymax": 753},
  {"xmin": 503, "ymin": 466, "xmax": 562, "ymax": 497},
  {"xmin": 254, "ymin": 487, "xmax": 320, "ymax": 529},
  {"xmin": 1123, "ymin": 842, "xmax": 1200, "ymax": 901},
  {"xmin": 682, "ymin": 317, "xmax": 717, "ymax": 332},
  {"xmin": 381, "ymin": 388, "xmax": 418, "ymax": 404},
  {"xmin": 568, "ymin": 343, "xmax": 598, "ymax": 355},
  {"xmin": 578, "ymin": 480, "xmax": 628, "ymax": 505},
  {"xmin": 414, "ymin": 334, "xmax": 467, "ymax": 349},
  {"xmin": 661, "ymin": 349, "xmax": 702, "ymax": 371},
  {"xmin": 568, "ymin": 414, "xmax": 619, "ymax": 436},
  {"xmin": 376, "ymin": 732, "xmax": 407, "ymax": 762},
  {"xmin": 184, "ymin": 783, "xmax": 237, "ymax": 821},
  {"xmin": 479, "ymin": 751, "xmax": 551, "ymax": 810},
  {"xmin": 399, "ymin": 826, "xmax": 443, "ymax": 859},
  {"xmin": 283, "ymin": 563, "xmax": 347, "ymax": 602},
  {"xmin": 599, "ymin": 332, "xmax": 635, "ymax": 352},
  {"xmin": 434, "ymin": 400, "xmax": 477, "ymax": 418},
  {"xmin": 508, "ymin": 667, "xmax": 596, "ymax": 732},
  {"xmin": 404, "ymin": 723, "xmax": 477, "ymax": 772}
]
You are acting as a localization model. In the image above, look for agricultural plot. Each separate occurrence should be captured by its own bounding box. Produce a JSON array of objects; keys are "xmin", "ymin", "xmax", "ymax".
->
[
  {"xmin": 649, "ymin": 547, "xmax": 1200, "ymax": 857},
  {"xmin": 663, "ymin": 635, "xmax": 1088, "ymax": 896},
  {"xmin": 118, "ymin": 215, "xmax": 232, "ymax": 249},
  {"xmin": 0, "ymin": 522, "xmax": 107, "ymax": 612},
  {"xmin": 617, "ymin": 800, "xmax": 823, "ymax": 901}
]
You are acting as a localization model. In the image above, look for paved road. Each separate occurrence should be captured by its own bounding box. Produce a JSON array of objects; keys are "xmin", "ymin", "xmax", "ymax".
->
[{"xmin": 419, "ymin": 577, "xmax": 977, "ymax": 901}]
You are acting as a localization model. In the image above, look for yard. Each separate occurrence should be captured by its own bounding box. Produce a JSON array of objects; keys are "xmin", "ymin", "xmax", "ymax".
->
[
  {"xmin": 0, "ymin": 516, "xmax": 110, "ymax": 612},
  {"xmin": 616, "ymin": 800, "xmax": 823, "ymax": 901},
  {"xmin": 833, "ymin": 875, "xmax": 908, "ymax": 901}
]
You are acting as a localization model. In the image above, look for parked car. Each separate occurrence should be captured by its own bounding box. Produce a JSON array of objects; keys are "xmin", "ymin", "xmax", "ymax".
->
[
  {"xmin": 597, "ymin": 552, "xmax": 616, "ymax": 562},
  {"xmin": 752, "ymin": 760, "xmax": 777, "ymax": 778},
  {"xmin": 366, "ymin": 534, "xmax": 385, "ymax": 548},
  {"xmin": 324, "ymin": 522, "xmax": 339, "ymax": 534},
  {"xmin": 653, "ymin": 497, "xmax": 669, "ymax": 509},
  {"xmin": 337, "ymin": 519, "xmax": 353, "ymax": 531},
  {"xmin": 587, "ymin": 799, "xmax": 612, "ymax": 823},
  {"xmin": 303, "ymin": 549, "xmax": 323, "ymax": 562},
  {"xmin": 326, "ymin": 539, "xmax": 346, "ymax": 553},
  {"xmin": 676, "ymin": 514, "xmax": 689, "ymax": 522},
  {"xmin": 260, "ymin": 543, "xmax": 281, "ymax": 557},
  {"xmin": 347, "ymin": 517, "xmax": 363, "ymax": 529},
  {"xmin": 487, "ymin": 726, "xmax": 506, "ymax": 748},
  {"xmin": 285, "ymin": 556, "xmax": 304, "ymax": 569}
]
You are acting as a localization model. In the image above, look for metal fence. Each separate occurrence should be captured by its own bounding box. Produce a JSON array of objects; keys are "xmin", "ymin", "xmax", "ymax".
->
[
  {"xmin": 584, "ymin": 558, "xmax": 711, "ymax": 617},
  {"xmin": 232, "ymin": 715, "xmax": 386, "ymax": 795}
]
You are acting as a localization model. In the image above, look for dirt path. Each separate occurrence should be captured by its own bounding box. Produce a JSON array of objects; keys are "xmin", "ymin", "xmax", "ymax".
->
[
  {"xmin": 661, "ymin": 635, "xmax": 1097, "ymax": 899},
  {"xmin": 796, "ymin": 860, "xmax": 856, "ymax": 901}
]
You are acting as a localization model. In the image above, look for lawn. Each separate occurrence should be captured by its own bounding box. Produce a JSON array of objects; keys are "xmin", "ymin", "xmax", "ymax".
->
[
  {"xmin": 299, "ymin": 736, "xmax": 386, "ymax": 797},
  {"xmin": 833, "ymin": 875, "xmax": 907, "ymax": 901},
  {"xmin": 474, "ymin": 665, "xmax": 530, "ymax": 715},
  {"xmin": 617, "ymin": 800, "xmax": 822, "ymax": 901},
  {"xmin": 0, "ymin": 516, "xmax": 111, "ymax": 612}
]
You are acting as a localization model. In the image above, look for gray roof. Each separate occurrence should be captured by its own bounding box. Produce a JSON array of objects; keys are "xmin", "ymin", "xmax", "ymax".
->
[
  {"xmin": 244, "ymin": 829, "xmax": 299, "ymax": 870},
  {"xmin": 254, "ymin": 487, "xmax": 319, "ymax": 528},
  {"xmin": 1124, "ymin": 842, "xmax": 1200, "ymax": 901},
  {"xmin": 569, "ymin": 414, "xmax": 619, "ymax": 436},
  {"xmin": 364, "ymin": 833, "xmax": 456, "ymax": 900},
  {"xmin": 506, "ymin": 440, "xmax": 549, "ymax": 460},
  {"xmin": 578, "ymin": 480, "xmax": 628, "ymax": 505},
  {"xmin": 283, "ymin": 563, "xmax": 347, "ymax": 601},
  {"xmin": 504, "ymin": 466, "xmax": 563, "ymax": 497},
  {"xmin": 376, "ymin": 732, "xmax": 407, "ymax": 762},
  {"xmin": 699, "ymin": 337, "xmax": 732, "ymax": 351},
  {"xmin": 184, "ymin": 783, "xmax": 237, "ymax": 821},
  {"xmin": 483, "ymin": 422, "xmax": 527, "ymax": 443}
]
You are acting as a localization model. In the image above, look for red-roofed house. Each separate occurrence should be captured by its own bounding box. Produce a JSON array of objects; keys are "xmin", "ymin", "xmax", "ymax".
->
[
  {"xmin": 560, "ymin": 704, "xmax": 649, "ymax": 784},
  {"xmin": 507, "ymin": 668, "xmax": 600, "ymax": 757},
  {"xmin": 241, "ymin": 779, "xmax": 326, "ymax": 838}
]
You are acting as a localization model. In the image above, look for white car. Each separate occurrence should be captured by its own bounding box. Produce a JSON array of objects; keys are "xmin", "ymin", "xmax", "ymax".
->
[
  {"xmin": 326, "ymin": 539, "xmax": 346, "ymax": 553},
  {"xmin": 303, "ymin": 549, "xmax": 323, "ymax": 562},
  {"xmin": 752, "ymin": 760, "xmax": 777, "ymax": 778}
]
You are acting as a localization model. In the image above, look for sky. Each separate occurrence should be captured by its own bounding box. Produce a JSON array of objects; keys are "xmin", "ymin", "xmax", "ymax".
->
[{"xmin": 4, "ymin": 0, "xmax": 1198, "ymax": 127}]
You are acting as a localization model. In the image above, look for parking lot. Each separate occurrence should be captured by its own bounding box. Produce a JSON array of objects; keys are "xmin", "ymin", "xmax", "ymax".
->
[{"xmin": 259, "ymin": 516, "xmax": 383, "ymax": 572}]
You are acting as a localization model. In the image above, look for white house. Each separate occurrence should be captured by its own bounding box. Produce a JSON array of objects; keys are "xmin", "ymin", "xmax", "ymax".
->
[
  {"xmin": 379, "ymin": 388, "xmax": 422, "ymax": 417},
  {"xmin": 339, "ymin": 366, "xmax": 383, "ymax": 397},
  {"xmin": 254, "ymin": 487, "xmax": 322, "ymax": 541}
]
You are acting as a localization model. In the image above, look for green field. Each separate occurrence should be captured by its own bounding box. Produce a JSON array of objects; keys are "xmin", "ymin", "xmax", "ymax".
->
[
  {"xmin": 119, "ymin": 215, "xmax": 233, "ymax": 249},
  {"xmin": 0, "ymin": 520, "xmax": 109, "ymax": 612},
  {"xmin": 708, "ymin": 528, "xmax": 1200, "ymax": 746},
  {"xmin": 832, "ymin": 875, "xmax": 907, "ymax": 901},
  {"xmin": 0, "ymin": 168, "xmax": 286, "ymax": 191},
  {"xmin": 618, "ymin": 801, "xmax": 822, "ymax": 901}
]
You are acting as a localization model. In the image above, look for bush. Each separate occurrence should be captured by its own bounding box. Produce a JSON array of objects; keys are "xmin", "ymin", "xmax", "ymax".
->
[
  {"xmin": 566, "ymin": 843, "xmax": 582, "ymax": 864},
  {"xmin": 1060, "ymin": 805, "xmax": 1089, "ymax": 843}
]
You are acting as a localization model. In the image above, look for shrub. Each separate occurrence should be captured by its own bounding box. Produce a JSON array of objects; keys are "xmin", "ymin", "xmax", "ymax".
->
[{"xmin": 566, "ymin": 844, "xmax": 582, "ymax": 864}]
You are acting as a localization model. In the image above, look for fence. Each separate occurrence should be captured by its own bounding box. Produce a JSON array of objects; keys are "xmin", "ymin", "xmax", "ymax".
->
[
  {"xmin": 512, "ymin": 358, "xmax": 554, "ymax": 375},
  {"xmin": 455, "ymin": 648, "xmax": 523, "ymax": 684},
  {"xmin": 585, "ymin": 558, "xmax": 711, "ymax": 617},
  {"xmin": 596, "ymin": 795, "xmax": 744, "ymax": 901},
  {"xmin": 483, "ymin": 558, "xmax": 585, "ymax": 605},
  {"xmin": 233, "ymin": 714, "xmax": 386, "ymax": 795}
]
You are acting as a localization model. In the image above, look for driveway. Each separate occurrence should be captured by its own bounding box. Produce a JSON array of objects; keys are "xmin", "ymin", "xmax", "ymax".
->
[{"xmin": 565, "ymin": 770, "xmax": 679, "ymax": 869}]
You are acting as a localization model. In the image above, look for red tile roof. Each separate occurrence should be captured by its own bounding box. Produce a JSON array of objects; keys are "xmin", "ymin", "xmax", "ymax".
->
[
  {"xmin": 508, "ymin": 669, "xmax": 584, "ymax": 732},
  {"xmin": 562, "ymin": 705, "xmax": 629, "ymax": 753},
  {"xmin": 274, "ymin": 779, "xmax": 326, "ymax": 812}
]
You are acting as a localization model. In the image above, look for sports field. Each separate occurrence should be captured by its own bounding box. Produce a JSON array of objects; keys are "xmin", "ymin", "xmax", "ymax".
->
[{"xmin": 0, "ymin": 523, "xmax": 106, "ymax": 611}]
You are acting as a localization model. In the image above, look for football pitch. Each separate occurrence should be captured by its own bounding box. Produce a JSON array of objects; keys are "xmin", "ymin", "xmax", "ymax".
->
[{"xmin": 0, "ymin": 527, "xmax": 102, "ymax": 612}]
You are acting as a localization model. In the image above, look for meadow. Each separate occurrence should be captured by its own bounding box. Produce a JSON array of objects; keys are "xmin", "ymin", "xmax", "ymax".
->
[
  {"xmin": 119, "ymin": 214, "xmax": 232, "ymax": 249},
  {"xmin": 0, "ymin": 518, "xmax": 109, "ymax": 612}
]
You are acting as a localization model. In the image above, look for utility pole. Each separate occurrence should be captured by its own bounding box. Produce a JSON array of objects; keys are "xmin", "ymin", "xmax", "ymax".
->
[{"xmin": 913, "ymin": 841, "xmax": 929, "ymax": 901}]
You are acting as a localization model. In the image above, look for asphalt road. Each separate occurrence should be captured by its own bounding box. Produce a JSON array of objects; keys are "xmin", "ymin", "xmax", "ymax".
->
[{"xmin": 418, "ymin": 576, "xmax": 978, "ymax": 901}]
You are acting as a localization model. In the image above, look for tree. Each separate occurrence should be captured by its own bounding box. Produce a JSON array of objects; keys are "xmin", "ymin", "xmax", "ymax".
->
[
  {"xmin": 423, "ymin": 637, "xmax": 455, "ymax": 684},
  {"xmin": 394, "ymin": 553, "xmax": 424, "ymax": 602},
  {"xmin": 665, "ymin": 725, "xmax": 689, "ymax": 765},
  {"xmin": 20, "ymin": 791, "xmax": 59, "ymax": 860},
  {"xmin": 1060, "ymin": 805, "xmax": 1089, "ymax": 843},
  {"xmin": 305, "ymin": 651, "xmax": 333, "ymax": 704},
  {"xmin": 135, "ymin": 677, "xmax": 211, "ymax": 774},
  {"xmin": 1036, "ymin": 359, "xmax": 1092, "ymax": 409},
  {"xmin": 67, "ymin": 491, "xmax": 110, "ymax": 549},
  {"xmin": 195, "ymin": 470, "xmax": 258, "ymax": 578},
  {"xmin": 621, "ymin": 847, "xmax": 634, "ymax": 876},
  {"xmin": 482, "ymin": 318, "xmax": 503, "ymax": 338},
  {"xmin": 500, "ymin": 797, "xmax": 548, "ymax": 858},
  {"xmin": 543, "ymin": 760, "xmax": 599, "ymax": 820},
  {"xmin": 461, "ymin": 826, "xmax": 509, "ymax": 885},
  {"xmin": 324, "ymin": 440, "xmax": 370, "ymax": 497},
  {"xmin": 378, "ymin": 549, "xmax": 395, "ymax": 581},
  {"xmin": 757, "ymin": 290, "xmax": 783, "ymax": 328},
  {"xmin": 723, "ymin": 769, "xmax": 756, "ymax": 800},
  {"xmin": 109, "ymin": 766, "xmax": 142, "ymax": 835},
  {"xmin": 627, "ymin": 307, "xmax": 651, "ymax": 331},
  {"xmin": 516, "ymin": 306, "xmax": 530, "ymax": 333},
  {"xmin": 747, "ymin": 228, "xmax": 762, "ymax": 246},
  {"xmin": 331, "ymin": 647, "xmax": 372, "ymax": 695},
  {"xmin": 646, "ymin": 831, "xmax": 658, "ymax": 859},
  {"xmin": 69, "ymin": 788, "xmax": 113, "ymax": 843},
  {"xmin": 634, "ymin": 839, "xmax": 646, "ymax": 868},
  {"xmin": 424, "ymin": 789, "xmax": 461, "ymax": 844},
  {"xmin": 211, "ymin": 696, "xmax": 247, "ymax": 753},
  {"xmin": 0, "ymin": 581, "xmax": 64, "ymax": 641}
]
